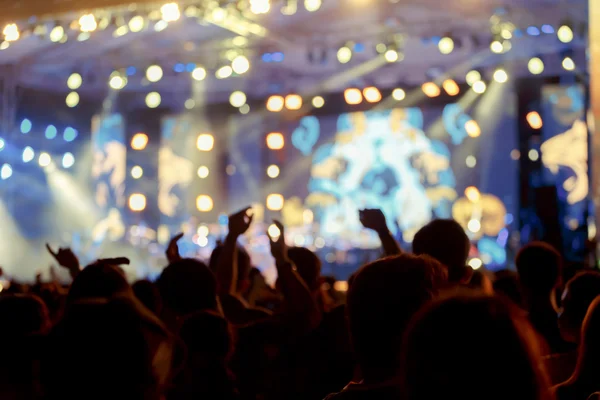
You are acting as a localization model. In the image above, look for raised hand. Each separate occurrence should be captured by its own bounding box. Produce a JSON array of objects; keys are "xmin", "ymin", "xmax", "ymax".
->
[
  {"xmin": 46, "ymin": 244, "xmax": 80, "ymax": 278},
  {"xmin": 268, "ymin": 220, "xmax": 288, "ymax": 264},
  {"xmin": 359, "ymin": 208, "xmax": 389, "ymax": 234},
  {"xmin": 228, "ymin": 207, "xmax": 254, "ymax": 237},
  {"xmin": 166, "ymin": 233, "xmax": 184, "ymax": 264}
]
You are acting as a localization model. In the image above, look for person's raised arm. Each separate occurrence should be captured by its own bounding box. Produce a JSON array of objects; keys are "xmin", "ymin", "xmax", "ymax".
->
[
  {"xmin": 216, "ymin": 207, "xmax": 253, "ymax": 295},
  {"xmin": 165, "ymin": 233, "xmax": 184, "ymax": 264},
  {"xmin": 359, "ymin": 208, "xmax": 401, "ymax": 256},
  {"xmin": 46, "ymin": 244, "xmax": 81, "ymax": 280}
]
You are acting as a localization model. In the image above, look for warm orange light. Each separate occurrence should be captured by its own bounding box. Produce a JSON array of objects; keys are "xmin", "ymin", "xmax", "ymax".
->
[
  {"xmin": 266, "ymin": 95, "xmax": 284, "ymax": 112},
  {"xmin": 464, "ymin": 186, "xmax": 481, "ymax": 203},
  {"xmin": 266, "ymin": 132, "xmax": 285, "ymax": 150},
  {"xmin": 442, "ymin": 79, "xmax": 460, "ymax": 96},
  {"xmin": 196, "ymin": 195, "xmax": 214, "ymax": 212},
  {"xmin": 422, "ymin": 82, "xmax": 441, "ymax": 98},
  {"xmin": 363, "ymin": 87, "xmax": 382, "ymax": 103},
  {"xmin": 344, "ymin": 88, "xmax": 363, "ymax": 105},
  {"xmin": 465, "ymin": 120, "xmax": 481, "ymax": 137},
  {"xmin": 285, "ymin": 94, "xmax": 302, "ymax": 110},
  {"xmin": 131, "ymin": 133, "xmax": 148, "ymax": 150},
  {"xmin": 266, "ymin": 193, "xmax": 284, "ymax": 211},
  {"xmin": 526, "ymin": 111, "xmax": 543, "ymax": 129}
]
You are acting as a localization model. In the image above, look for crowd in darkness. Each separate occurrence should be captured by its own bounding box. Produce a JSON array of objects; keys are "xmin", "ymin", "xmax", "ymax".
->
[{"xmin": 3, "ymin": 207, "xmax": 600, "ymax": 400}]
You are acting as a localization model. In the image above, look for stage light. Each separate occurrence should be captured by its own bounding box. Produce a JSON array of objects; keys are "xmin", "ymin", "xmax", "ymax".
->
[
  {"xmin": 305, "ymin": 0, "xmax": 322, "ymax": 12},
  {"xmin": 465, "ymin": 120, "xmax": 481, "ymax": 137},
  {"xmin": 197, "ymin": 225, "xmax": 209, "ymax": 237},
  {"xmin": 501, "ymin": 28, "xmax": 512, "ymax": 39},
  {"xmin": 128, "ymin": 16, "xmax": 145, "ymax": 32},
  {"xmin": 250, "ymin": 0, "xmax": 270, "ymax": 14},
  {"xmin": 131, "ymin": 133, "xmax": 148, "ymax": 150},
  {"xmin": 510, "ymin": 149, "xmax": 520, "ymax": 160},
  {"xmin": 20, "ymin": 119, "xmax": 32, "ymax": 134},
  {"xmin": 285, "ymin": 94, "xmax": 303, "ymax": 110},
  {"xmin": 196, "ymin": 134, "xmax": 215, "ymax": 151},
  {"xmin": 22, "ymin": 147, "xmax": 34, "ymax": 163},
  {"xmin": 442, "ymin": 79, "xmax": 460, "ymax": 96},
  {"xmin": 312, "ymin": 96, "xmax": 325, "ymax": 108},
  {"xmin": 375, "ymin": 43, "xmax": 387, "ymax": 54},
  {"xmin": 528, "ymin": 57, "xmax": 544, "ymax": 75},
  {"xmin": 3, "ymin": 24, "xmax": 19, "ymax": 42},
  {"xmin": 196, "ymin": 195, "xmax": 214, "ymax": 212},
  {"xmin": 146, "ymin": 65, "xmax": 163, "ymax": 82},
  {"xmin": 493, "ymin": 68, "xmax": 508, "ymax": 83},
  {"xmin": 266, "ymin": 132, "xmax": 285, "ymax": 150},
  {"xmin": 472, "ymin": 80, "xmax": 487, "ymax": 94},
  {"xmin": 185, "ymin": 99, "xmax": 195, "ymax": 109},
  {"xmin": 216, "ymin": 66, "xmax": 233, "ymax": 79},
  {"xmin": 384, "ymin": 49, "xmax": 399, "ymax": 63},
  {"xmin": 50, "ymin": 26, "xmax": 65, "ymax": 42},
  {"xmin": 191, "ymin": 66, "xmax": 207, "ymax": 81},
  {"xmin": 466, "ymin": 155, "xmax": 477, "ymax": 168},
  {"xmin": 422, "ymin": 82, "xmax": 441, "ymax": 98},
  {"xmin": 438, "ymin": 37, "xmax": 454, "ymax": 54},
  {"xmin": 63, "ymin": 127, "xmax": 77, "ymax": 142},
  {"xmin": 490, "ymin": 40, "xmax": 503, "ymax": 54},
  {"xmin": 266, "ymin": 193, "xmax": 284, "ymax": 211},
  {"xmin": 268, "ymin": 223, "xmax": 281, "ymax": 238},
  {"xmin": 79, "ymin": 14, "xmax": 97, "ymax": 32},
  {"xmin": 467, "ymin": 219, "xmax": 481, "ymax": 233},
  {"xmin": 39, "ymin": 152, "xmax": 51, "ymax": 167},
  {"xmin": 230, "ymin": 91, "xmax": 247, "ymax": 107},
  {"xmin": 62, "ymin": 152, "xmax": 75, "ymax": 168},
  {"xmin": 267, "ymin": 164, "xmax": 280, "ymax": 178},
  {"xmin": 232, "ymin": 55, "xmax": 250, "ymax": 74},
  {"xmin": 0, "ymin": 42, "xmax": 9, "ymax": 50},
  {"xmin": 0, "ymin": 138, "xmax": 4, "ymax": 150},
  {"xmin": 528, "ymin": 149, "xmax": 539, "ymax": 161},
  {"xmin": 161, "ymin": 3, "xmax": 181, "ymax": 22},
  {"xmin": 1, "ymin": 164, "xmax": 12, "ymax": 180},
  {"xmin": 129, "ymin": 193, "xmax": 147, "ymax": 212},
  {"xmin": 239, "ymin": 104, "xmax": 250, "ymax": 114},
  {"xmin": 145, "ymin": 92, "xmax": 161, "ymax": 108},
  {"xmin": 115, "ymin": 25, "xmax": 130, "ymax": 36},
  {"xmin": 562, "ymin": 56, "xmax": 575, "ymax": 71},
  {"xmin": 392, "ymin": 88, "xmax": 406, "ymax": 101},
  {"xmin": 67, "ymin": 73, "xmax": 82, "ymax": 90},
  {"xmin": 363, "ymin": 87, "xmax": 381, "ymax": 103},
  {"xmin": 45, "ymin": 125, "xmax": 57, "ymax": 139},
  {"xmin": 337, "ymin": 46, "xmax": 352, "ymax": 64},
  {"xmin": 468, "ymin": 257, "xmax": 483, "ymax": 270},
  {"xmin": 526, "ymin": 111, "xmax": 543, "ymax": 129},
  {"xmin": 557, "ymin": 25, "xmax": 574, "ymax": 43},
  {"xmin": 466, "ymin": 70, "xmax": 481, "ymax": 86},
  {"xmin": 344, "ymin": 88, "xmax": 363, "ymax": 105},
  {"xmin": 131, "ymin": 166, "xmax": 143, "ymax": 179},
  {"xmin": 267, "ymin": 95, "xmax": 285, "ymax": 112},
  {"xmin": 465, "ymin": 186, "xmax": 481, "ymax": 202},
  {"xmin": 109, "ymin": 73, "xmax": 127, "ymax": 90},
  {"xmin": 197, "ymin": 166, "xmax": 209, "ymax": 179},
  {"xmin": 66, "ymin": 92, "xmax": 79, "ymax": 107}
]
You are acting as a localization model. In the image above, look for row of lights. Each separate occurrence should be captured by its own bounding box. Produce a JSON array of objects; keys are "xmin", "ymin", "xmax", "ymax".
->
[
  {"xmin": 0, "ymin": 151, "xmax": 75, "ymax": 181},
  {"xmin": 129, "ymin": 193, "xmax": 215, "ymax": 212},
  {"xmin": 11, "ymin": 119, "xmax": 78, "ymax": 142}
]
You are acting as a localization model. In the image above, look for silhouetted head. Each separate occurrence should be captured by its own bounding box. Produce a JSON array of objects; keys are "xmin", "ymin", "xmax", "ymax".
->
[
  {"xmin": 493, "ymin": 269, "xmax": 524, "ymax": 307},
  {"xmin": 401, "ymin": 294, "xmax": 552, "ymax": 400},
  {"xmin": 179, "ymin": 310, "xmax": 233, "ymax": 363},
  {"xmin": 516, "ymin": 241, "xmax": 562, "ymax": 296},
  {"xmin": 468, "ymin": 269, "xmax": 494, "ymax": 294},
  {"xmin": 347, "ymin": 254, "xmax": 447, "ymax": 381},
  {"xmin": 0, "ymin": 294, "xmax": 50, "ymax": 339},
  {"xmin": 209, "ymin": 244, "xmax": 252, "ymax": 293},
  {"xmin": 286, "ymin": 247, "xmax": 322, "ymax": 292},
  {"xmin": 570, "ymin": 296, "xmax": 600, "ymax": 383},
  {"xmin": 133, "ymin": 280, "xmax": 163, "ymax": 316},
  {"xmin": 157, "ymin": 258, "xmax": 217, "ymax": 316},
  {"xmin": 67, "ymin": 263, "xmax": 131, "ymax": 305},
  {"xmin": 412, "ymin": 219, "xmax": 471, "ymax": 283},
  {"xmin": 559, "ymin": 271, "xmax": 600, "ymax": 344}
]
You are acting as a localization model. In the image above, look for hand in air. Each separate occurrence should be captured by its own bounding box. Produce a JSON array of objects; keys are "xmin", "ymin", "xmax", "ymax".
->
[
  {"xmin": 166, "ymin": 233, "xmax": 184, "ymax": 264},
  {"xmin": 46, "ymin": 244, "xmax": 80, "ymax": 276},
  {"xmin": 268, "ymin": 220, "xmax": 288, "ymax": 264},
  {"xmin": 229, "ymin": 207, "xmax": 254, "ymax": 237},
  {"xmin": 359, "ymin": 208, "xmax": 389, "ymax": 234}
]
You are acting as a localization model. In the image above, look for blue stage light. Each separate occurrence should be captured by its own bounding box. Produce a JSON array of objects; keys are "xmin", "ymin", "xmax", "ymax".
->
[
  {"xmin": 45, "ymin": 125, "xmax": 57, "ymax": 139},
  {"xmin": 541, "ymin": 24, "xmax": 555, "ymax": 34},
  {"xmin": 272, "ymin": 52, "xmax": 284, "ymax": 62},
  {"xmin": 262, "ymin": 53, "xmax": 272, "ymax": 62},
  {"xmin": 0, "ymin": 137, "xmax": 4, "ymax": 151},
  {"xmin": 63, "ymin": 127, "xmax": 78, "ymax": 142},
  {"xmin": 174, "ymin": 63, "xmax": 185, "ymax": 72},
  {"xmin": 527, "ymin": 26, "xmax": 540, "ymax": 36},
  {"xmin": 353, "ymin": 43, "xmax": 365, "ymax": 53},
  {"xmin": 126, "ymin": 66, "xmax": 137, "ymax": 76},
  {"xmin": 20, "ymin": 119, "xmax": 32, "ymax": 134},
  {"xmin": 186, "ymin": 63, "xmax": 196, "ymax": 72},
  {"xmin": 0, "ymin": 164, "xmax": 12, "ymax": 180}
]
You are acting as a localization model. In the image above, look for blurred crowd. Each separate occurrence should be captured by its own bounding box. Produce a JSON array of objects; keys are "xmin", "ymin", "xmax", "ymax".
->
[{"xmin": 1, "ymin": 207, "xmax": 600, "ymax": 400}]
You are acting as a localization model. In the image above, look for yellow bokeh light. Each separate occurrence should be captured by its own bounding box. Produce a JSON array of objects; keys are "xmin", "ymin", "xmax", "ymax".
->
[
  {"xmin": 39, "ymin": 152, "xmax": 51, "ymax": 167},
  {"xmin": 528, "ymin": 57, "xmax": 544, "ymax": 75},
  {"xmin": 466, "ymin": 70, "xmax": 481, "ymax": 86},
  {"xmin": 79, "ymin": 14, "xmax": 97, "ymax": 32},
  {"xmin": 131, "ymin": 133, "xmax": 149, "ymax": 150},
  {"xmin": 268, "ymin": 223, "xmax": 281, "ymax": 238},
  {"xmin": 191, "ymin": 67, "xmax": 207, "ymax": 81},
  {"xmin": 384, "ymin": 49, "xmax": 399, "ymax": 63},
  {"xmin": 131, "ymin": 166, "xmax": 143, "ymax": 179},
  {"xmin": 422, "ymin": 82, "xmax": 441, "ymax": 98},
  {"xmin": 337, "ymin": 46, "xmax": 352, "ymax": 64},
  {"xmin": 229, "ymin": 91, "xmax": 247, "ymax": 107},
  {"xmin": 66, "ymin": 92, "xmax": 80, "ymax": 108},
  {"xmin": 526, "ymin": 111, "xmax": 543, "ymax": 129},
  {"xmin": 392, "ymin": 88, "xmax": 406, "ymax": 101},
  {"xmin": 305, "ymin": 0, "xmax": 322, "ymax": 12},
  {"xmin": 67, "ymin": 73, "xmax": 82, "ymax": 90},
  {"xmin": 363, "ymin": 87, "xmax": 382, "ymax": 103},
  {"xmin": 267, "ymin": 95, "xmax": 284, "ymax": 112},
  {"xmin": 161, "ymin": 2, "xmax": 181, "ymax": 22},
  {"xmin": 128, "ymin": 15, "xmax": 145, "ymax": 32},
  {"xmin": 129, "ymin": 193, "xmax": 147, "ymax": 212},
  {"xmin": 557, "ymin": 25, "xmax": 574, "ymax": 43},
  {"xmin": 468, "ymin": 257, "xmax": 483, "ymax": 270},
  {"xmin": 109, "ymin": 74, "xmax": 127, "ymax": 90},
  {"xmin": 267, "ymin": 164, "xmax": 280, "ymax": 178},
  {"xmin": 285, "ymin": 94, "xmax": 303, "ymax": 110},
  {"xmin": 465, "ymin": 120, "xmax": 481, "ymax": 137},
  {"xmin": 493, "ymin": 68, "xmax": 508, "ymax": 83},
  {"xmin": 529, "ymin": 149, "xmax": 539, "ymax": 161},
  {"xmin": 232, "ymin": 55, "xmax": 250, "ymax": 74},
  {"xmin": 145, "ymin": 92, "xmax": 161, "ymax": 108},
  {"xmin": 50, "ymin": 26, "xmax": 65, "ymax": 42},
  {"xmin": 562, "ymin": 57, "xmax": 575, "ymax": 71},
  {"xmin": 197, "ymin": 166, "xmax": 209, "ymax": 178},
  {"xmin": 216, "ymin": 66, "xmax": 233, "ymax": 79},
  {"xmin": 146, "ymin": 65, "xmax": 163, "ymax": 82},
  {"xmin": 490, "ymin": 40, "xmax": 503, "ymax": 54},
  {"xmin": 196, "ymin": 195, "xmax": 214, "ymax": 212},
  {"xmin": 344, "ymin": 88, "xmax": 363, "ymax": 105},
  {"xmin": 250, "ymin": 0, "xmax": 271, "ymax": 14},
  {"xmin": 472, "ymin": 80, "xmax": 487, "ymax": 94},
  {"xmin": 438, "ymin": 37, "xmax": 454, "ymax": 54},
  {"xmin": 467, "ymin": 219, "xmax": 481, "ymax": 233},
  {"xmin": 266, "ymin": 132, "xmax": 284, "ymax": 150},
  {"xmin": 266, "ymin": 193, "xmax": 284, "ymax": 211},
  {"xmin": 312, "ymin": 96, "xmax": 325, "ymax": 108},
  {"xmin": 442, "ymin": 79, "xmax": 460, "ymax": 96},
  {"xmin": 465, "ymin": 186, "xmax": 481, "ymax": 203},
  {"xmin": 196, "ymin": 134, "xmax": 215, "ymax": 151},
  {"xmin": 3, "ymin": 24, "xmax": 19, "ymax": 42}
]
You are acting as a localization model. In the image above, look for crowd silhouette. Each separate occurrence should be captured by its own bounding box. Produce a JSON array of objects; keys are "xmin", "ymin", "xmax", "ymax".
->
[{"xmin": 1, "ymin": 206, "xmax": 600, "ymax": 400}]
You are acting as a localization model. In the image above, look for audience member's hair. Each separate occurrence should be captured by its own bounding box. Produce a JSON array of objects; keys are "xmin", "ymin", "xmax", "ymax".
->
[
  {"xmin": 347, "ymin": 254, "xmax": 447, "ymax": 382},
  {"xmin": 412, "ymin": 219, "xmax": 471, "ymax": 282},
  {"xmin": 401, "ymin": 293, "xmax": 552, "ymax": 400},
  {"xmin": 0, "ymin": 294, "xmax": 50, "ymax": 338},
  {"xmin": 132, "ymin": 279, "xmax": 163, "ymax": 316},
  {"xmin": 209, "ymin": 244, "xmax": 252, "ymax": 291},
  {"xmin": 287, "ymin": 246, "xmax": 322, "ymax": 292},
  {"xmin": 468, "ymin": 269, "xmax": 494, "ymax": 294},
  {"xmin": 156, "ymin": 258, "xmax": 217, "ymax": 316},
  {"xmin": 558, "ymin": 271, "xmax": 600, "ymax": 344},
  {"xmin": 494, "ymin": 269, "xmax": 524, "ymax": 307},
  {"xmin": 516, "ymin": 241, "xmax": 563, "ymax": 295},
  {"xmin": 67, "ymin": 263, "xmax": 131, "ymax": 305}
]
